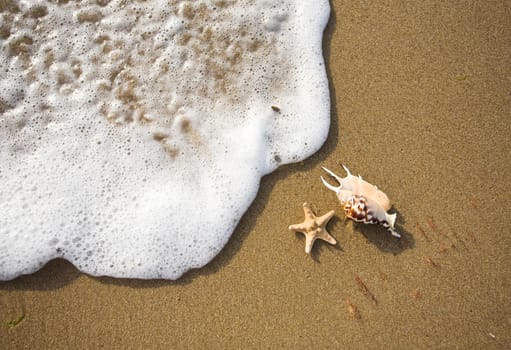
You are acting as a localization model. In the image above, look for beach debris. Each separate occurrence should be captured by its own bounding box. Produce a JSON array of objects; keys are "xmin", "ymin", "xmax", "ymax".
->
[
  {"xmin": 5, "ymin": 313, "xmax": 25, "ymax": 329},
  {"xmin": 355, "ymin": 275, "xmax": 378, "ymax": 305},
  {"xmin": 427, "ymin": 218, "xmax": 451, "ymax": 242},
  {"xmin": 416, "ymin": 223, "xmax": 431, "ymax": 242},
  {"xmin": 271, "ymin": 105, "xmax": 281, "ymax": 113},
  {"xmin": 410, "ymin": 288, "xmax": 422, "ymax": 299},
  {"xmin": 345, "ymin": 297, "xmax": 361, "ymax": 319},
  {"xmin": 427, "ymin": 218, "xmax": 438, "ymax": 232},
  {"xmin": 320, "ymin": 165, "xmax": 400, "ymax": 237},
  {"xmin": 423, "ymin": 256, "xmax": 440, "ymax": 270},
  {"xmin": 288, "ymin": 203, "xmax": 336, "ymax": 254}
]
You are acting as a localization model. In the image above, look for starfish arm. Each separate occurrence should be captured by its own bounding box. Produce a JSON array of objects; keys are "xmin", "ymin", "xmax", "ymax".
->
[
  {"xmin": 318, "ymin": 230, "xmax": 337, "ymax": 245},
  {"xmin": 316, "ymin": 210, "xmax": 335, "ymax": 226},
  {"xmin": 304, "ymin": 234, "xmax": 316, "ymax": 254},
  {"xmin": 302, "ymin": 203, "xmax": 316, "ymax": 220},
  {"xmin": 288, "ymin": 223, "xmax": 308, "ymax": 233}
]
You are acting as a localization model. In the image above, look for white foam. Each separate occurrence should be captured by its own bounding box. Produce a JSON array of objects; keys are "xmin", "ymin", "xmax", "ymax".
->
[{"xmin": 0, "ymin": 0, "xmax": 330, "ymax": 280}]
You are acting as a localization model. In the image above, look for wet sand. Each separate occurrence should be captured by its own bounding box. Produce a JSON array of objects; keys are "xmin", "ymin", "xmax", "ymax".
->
[{"xmin": 1, "ymin": 1, "xmax": 510, "ymax": 348}]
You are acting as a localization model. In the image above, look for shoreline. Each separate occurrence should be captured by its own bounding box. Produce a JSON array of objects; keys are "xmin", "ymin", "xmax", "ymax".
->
[{"xmin": 2, "ymin": 1, "xmax": 511, "ymax": 348}]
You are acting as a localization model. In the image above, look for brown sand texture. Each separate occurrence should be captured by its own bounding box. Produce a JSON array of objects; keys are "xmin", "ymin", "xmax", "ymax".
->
[{"xmin": 1, "ymin": 1, "xmax": 510, "ymax": 349}]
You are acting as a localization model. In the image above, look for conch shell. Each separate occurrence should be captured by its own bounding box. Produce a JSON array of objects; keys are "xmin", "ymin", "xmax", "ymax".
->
[{"xmin": 321, "ymin": 165, "xmax": 400, "ymax": 238}]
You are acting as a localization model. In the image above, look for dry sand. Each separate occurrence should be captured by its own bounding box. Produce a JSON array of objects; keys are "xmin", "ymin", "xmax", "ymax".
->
[{"xmin": 1, "ymin": 1, "xmax": 510, "ymax": 348}]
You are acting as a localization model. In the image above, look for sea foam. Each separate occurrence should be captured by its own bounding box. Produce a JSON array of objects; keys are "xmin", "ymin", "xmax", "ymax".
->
[{"xmin": 0, "ymin": 0, "xmax": 330, "ymax": 280}]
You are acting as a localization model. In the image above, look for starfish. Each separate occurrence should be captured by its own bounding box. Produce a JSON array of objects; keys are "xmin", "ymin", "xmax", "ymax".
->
[{"xmin": 288, "ymin": 203, "xmax": 337, "ymax": 254}]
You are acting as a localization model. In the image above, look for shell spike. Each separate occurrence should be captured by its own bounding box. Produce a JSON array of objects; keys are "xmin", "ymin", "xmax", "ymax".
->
[
  {"xmin": 320, "ymin": 176, "xmax": 340, "ymax": 193},
  {"xmin": 321, "ymin": 167, "xmax": 343, "ymax": 185},
  {"xmin": 385, "ymin": 213, "xmax": 400, "ymax": 237},
  {"xmin": 341, "ymin": 164, "xmax": 352, "ymax": 176},
  {"xmin": 390, "ymin": 230, "xmax": 401, "ymax": 238},
  {"xmin": 386, "ymin": 212, "xmax": 397, "ymax": 228}
]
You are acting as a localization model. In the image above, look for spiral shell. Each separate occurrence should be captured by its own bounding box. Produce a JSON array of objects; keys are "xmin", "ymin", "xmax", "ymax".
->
[{"xmin": 321, "ymin": 165, "xmax": 400, "ymax": 238}]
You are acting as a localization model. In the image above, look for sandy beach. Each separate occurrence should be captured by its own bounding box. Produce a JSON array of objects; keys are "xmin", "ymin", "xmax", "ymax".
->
[{"xmin": 1, "ymin": 1, "xmax": 510, "ymax": 348}]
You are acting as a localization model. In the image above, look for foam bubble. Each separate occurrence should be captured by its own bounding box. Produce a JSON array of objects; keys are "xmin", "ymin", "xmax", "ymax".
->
[{"xmin": 0, "ymin": 0, "xmax": 330, "ymax": 280}]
